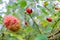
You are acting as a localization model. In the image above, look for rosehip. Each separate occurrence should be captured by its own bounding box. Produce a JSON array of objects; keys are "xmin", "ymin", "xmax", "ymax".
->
[
  {"xmin": 25, "ymin": 21, "xmax": 28, "ymax": 25},
  {"xmin": 26, "ymin": 8, "xmax": 32, "ymax": 14},
  {"xmin": 55, "ymin": 8, "xmax": 60, "ymax": 10},
  {"xmin": 47, "ymin": 18, "xmax": 52, "ymax": 22},
  {"xmin": 4, "ymin": 15, "xmax": 20, "ymax": 32}
]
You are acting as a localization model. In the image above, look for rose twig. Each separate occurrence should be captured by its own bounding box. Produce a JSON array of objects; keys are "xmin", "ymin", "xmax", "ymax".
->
[
  {"xmin": 29, "ymin": 14, "xmax": 42, "ymax": 34},
  {"xmin": 51, "ymin": 18, "xmax": 60, "ymax": 33}
]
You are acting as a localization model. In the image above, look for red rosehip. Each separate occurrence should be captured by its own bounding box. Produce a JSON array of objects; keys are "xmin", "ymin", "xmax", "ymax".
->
[
  {"xmin": 26, "ymin": 8, "xmax": 32, "ymax": 14},
  {"xmin": 47, "ymin": 18, "xmax": 52, "ymax": 22},
  {"xmin": 4, "ymin": 15, "xmax": 20, "ymax": 32}
]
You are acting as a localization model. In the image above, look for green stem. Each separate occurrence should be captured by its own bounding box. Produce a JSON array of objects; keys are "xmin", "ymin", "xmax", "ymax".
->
[
  {"xmin": 51, "ymin": 18, "xmax": 60, "ymax": 33},
  {"xmin": 45, "ymin": 7, "xmax": 50, "ymax": 12},
  {"xmin": 29, "ymin": 14, "xmax": 42, "ymax": 34},
  {"xmin": 48, "ymin": 31, "xmax": 60, "ymax": 39},
  {"xmin": 1, "ymin": 25, "xmax": 4, "ymax": 40}
]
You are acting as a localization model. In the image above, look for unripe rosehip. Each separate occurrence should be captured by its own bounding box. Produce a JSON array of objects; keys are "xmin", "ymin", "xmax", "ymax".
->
[
  {"xmin": 4, "ymin": 15, "xmax": 20, "ymax": 32},
  {"xmin": 47, "ymin": 18, "xmax": 52, "ymax": 22},
  {"xmin": 26, "ymin": 8, "xmax": 32, "ymax": 14}
]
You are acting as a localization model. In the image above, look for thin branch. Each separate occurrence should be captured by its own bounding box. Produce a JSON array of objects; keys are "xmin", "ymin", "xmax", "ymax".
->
[
  {"xmin": 29, "ymin": 14, "xmax": 42, "ymax": 34},
  {"xmin": 48, "ymin": 30, "xmax": 60, "ymax": 40},
  {"xmin": 51, "ymin": 18, "xmax": 60, "ymax": 33},
  {"xmin": 1, "ymin": 25, "xmax": 5, "ymax": 40}
]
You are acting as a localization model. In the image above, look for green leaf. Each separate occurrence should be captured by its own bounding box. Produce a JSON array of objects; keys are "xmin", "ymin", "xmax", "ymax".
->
[
  {"xmin": 57, "ymin": 36, "xmax": 60, "ymax": 40},
  {"xmin": 6, "ymin": 10, "xmax": 11, "ymax": 15},
  {"xmin": 36, "ymin": 0, "xmax": 39, "ymax": 2},
  {"xmin": 6, "ymin": 5, "xmax": 12, "ymax": 9},
  {"xmin": 11, "ymin": 3, "xmax": 18, "ymax": 9},
  {"xmin": 40, "ymin": 20, "xmax": 48, "ymax": 27},
  {"xmin": 0, "ymin": 16, "xmax": 2, "ymax": 24},
  {"xmin": 0, "ymin": 21, "xmax": 2, "ymax": 24},
  {"xmin": 44, "ymin": 1, "xmax": 49, "ymax": 7},
  {"xmin": 58, "ymin": 0, "xmax": 60, "ymax": 2},
  {"xmin": 37, "ymin": 16, "xmax": 42, "ymax": 19},
  {"xmin": 44, "ymin": 27, "xmax": 52, "ymax": 33},
  {"xmin": 5, "ymin": 32, "xmax": 23, "ymax": 40},
  {"xmin": 0, "ymin": 0, "xmax": 2, "ymax": 3},
  {"xmin": 0, "ymin": 16, "xmax": 2, "ymax": 19},
  {"xmin": 20, "ymin": 0, "xmax": 27, "ymax": 8},
  {"xmin": 25, "ymin": 27, "xmax": 33, "ymax": 33},
  {"xmin": 35, "ymin": 34, "xmax": 48, "ymax": 40},
  {"xmin": 0, "ymin": 0, "xmax": 2, "ymax": 2},
  {"xmin": 12, "ymin": 13, "xmax": 19, "ymax": 18},
  {"xmin": 37, "ymin": 5, "xmax": 48, "ymax": 15},
  {"xmin": 6, "ymin": 5, "xmax": 12, "ymax": 15}
]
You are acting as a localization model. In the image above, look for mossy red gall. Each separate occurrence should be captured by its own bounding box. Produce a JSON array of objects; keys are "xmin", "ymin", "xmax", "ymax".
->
[{"xmin": 4, "ymin": 15, "xmax": 20, "ymax": 32}]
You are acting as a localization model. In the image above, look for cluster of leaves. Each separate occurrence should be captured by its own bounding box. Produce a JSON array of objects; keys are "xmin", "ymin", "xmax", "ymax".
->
[{"xmin": 0, "ymin": 0, "xmax": 60, "ymax": 40}]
